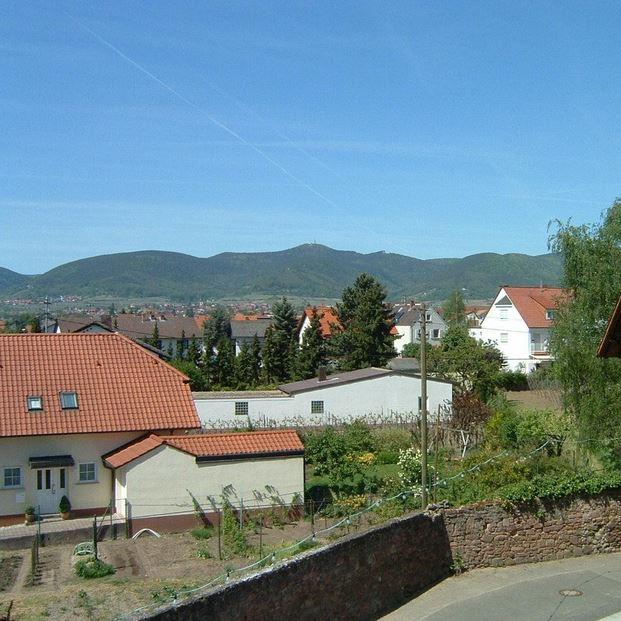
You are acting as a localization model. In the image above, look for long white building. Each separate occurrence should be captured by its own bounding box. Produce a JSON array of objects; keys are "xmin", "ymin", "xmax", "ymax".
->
[{"xmin": 194, "ymin": 367, "xmax": 453, "ymax": 429}]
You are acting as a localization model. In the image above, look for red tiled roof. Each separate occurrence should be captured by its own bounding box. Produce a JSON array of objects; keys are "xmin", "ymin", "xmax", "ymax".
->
[
  {"xmin": 302, "ymin": 306, "xmax": 341, "ymax": 338},
  {"xmin": 103, "ymin": 430, "xmax": 304, "ymax": 468},
  {"xmin": 0, "ymin": 333, "xmax": 200, "ymax": 438},
  {"xmin": 502, "ymin": 286, "xmax": 568, "ymax": 328},
  {"xmin": 232, "ymin": 313, "xmax": 271, "ymax": 321}
]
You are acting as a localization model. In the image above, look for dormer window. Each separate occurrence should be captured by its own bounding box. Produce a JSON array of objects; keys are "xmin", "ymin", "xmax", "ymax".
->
[
  {"xmin": 27, "ymin": 395, "xmax": 43, "ymax": 411},
  {"xmin": 60, "ymin": 391, "xmax": 78, "ymax": 410},
  {"xmin": 545, "ymin": 310, "xmax": 555, "ymax": 320}
]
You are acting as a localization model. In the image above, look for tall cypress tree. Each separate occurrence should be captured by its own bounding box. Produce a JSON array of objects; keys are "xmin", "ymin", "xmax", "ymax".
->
[
  {"xmin": 176, "ymin": 330, "xmax": 187, "ymax": 360},
  {"xmin": 234, "ymin": 341, "xmax": 254, "ymax": 389},
  {"xmin": 331, "ymin": 273, "xmax": 396, "ymax": 370},
  {"xmin": 188, "ymin": 335, "xmax": 201, "ymax": 365},
  {"xmin": 296, "ymin": 308, "xmax": 327, "ymax": 379},
  {"xmin": 148, "ymin": 322, "xmax": 160, "ymax": 349},
  {"xmin": 268, "ymin": 297, "xmax": 298, "ymax": 382},
  {"xmin": 250, "ymin": 334, "xmax": 262, "ymax": 386},
  {"xmin": 214, "ymin": 336, "xmax": 235, "ymax": 388}
]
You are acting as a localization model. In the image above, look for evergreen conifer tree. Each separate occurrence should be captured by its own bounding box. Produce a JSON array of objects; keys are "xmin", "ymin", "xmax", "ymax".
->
[
  {"xmin": 234, "ymin": 341, "xmax": 254, "ymax": 388},
  {"xmin": 296, "ymin": 308, "xmax": 327, "ymax": 379},
  {"xmin": 443, "ymin": 290, "xmax": 466, "ymax": 325},
  {"xmin": 331, "ymin": 273, "xmax": 396, "ymax": 370},
  {"xmin": 214, "ymin": 336, "xmax": 235, "ymax": 388},
  {"xmin": 249, "ymin": 334, "xmax": 262, "ymax": 386},
  {"xmin": 149, "ymin": 322, "xmax": 160, "ymax": 349}
]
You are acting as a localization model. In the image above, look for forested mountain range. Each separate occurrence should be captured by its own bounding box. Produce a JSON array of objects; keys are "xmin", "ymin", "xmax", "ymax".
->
[{"xmin": 0, "ymin": 244, "xmax": 562, "ymax": 301}]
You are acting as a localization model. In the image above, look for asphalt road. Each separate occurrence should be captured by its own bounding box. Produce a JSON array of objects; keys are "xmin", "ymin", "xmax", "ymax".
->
[{"xmin": 381, "ymin": 552, "xmax": 621, "ymax": 621}]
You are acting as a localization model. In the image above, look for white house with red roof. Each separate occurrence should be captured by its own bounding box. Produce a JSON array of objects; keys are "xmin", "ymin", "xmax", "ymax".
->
[
  {"xmin": 471, "ymin": 286, "xmax": 567, "ymax": 372},
  {"xmin": 297, "ymin": 306, "xmax": 340, "ymax": 344},
  {"xmin": 0, "ymin": 333, "xmax": 201, "ymax": 525},
  {"xmin": 0, "ymin": 333, "xmax": 305, "ymax": 531}
]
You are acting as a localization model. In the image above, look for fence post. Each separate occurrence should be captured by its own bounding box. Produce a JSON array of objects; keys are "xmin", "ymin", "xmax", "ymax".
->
[
  {"xmin": 124, "ymin": 499, "xmax": 130, "ymax": 539},
  {"xmin": 217, "ymin": 508, "xmax": 222, "ymax": 561},
  {"xmin": 93, "ymin": 517, "xmax": 98, "ymax": 560},
  {"xmin": 240, "ymin": 498, "xmax": 244, "ymax": 529}
]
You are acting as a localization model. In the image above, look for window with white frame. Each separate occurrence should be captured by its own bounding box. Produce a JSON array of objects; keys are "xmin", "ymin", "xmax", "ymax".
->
[
  {"xmin": 3, "ymin": 467, "xmax": 22, "ymax": 488},
  {"xmin": 60, "ymin": 391, "xmax": 78, "ymax": 410},
  {"xmin": 27, "ymin": 395, "xmax": 43, "ymax": 411},
  {"xmin": 500, "ymin": 332, "xmax": 509, "ymax": 343},
  {"xmin": 432, "ymin": 329, "xmax": 440, "ymax": 339},
  {"xmin": 499, "ymin": 308, "xmax": 508, "ymax": 320},
  {"xmin": 234, "ymin": 401, "xmax": 249, "ymax": 416},
  {"xmin": 311, "ymin": 400, "xmax": 324, "ymax": 414},
  {"xmin": 78, "ymin": 462, "xmax": 96, "ymax": 483}
]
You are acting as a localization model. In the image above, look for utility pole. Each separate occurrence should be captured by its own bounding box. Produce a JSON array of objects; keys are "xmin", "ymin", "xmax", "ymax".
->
[{"xmin": 419, "ymin": 302, "xmax": 428, "ymax": 509}]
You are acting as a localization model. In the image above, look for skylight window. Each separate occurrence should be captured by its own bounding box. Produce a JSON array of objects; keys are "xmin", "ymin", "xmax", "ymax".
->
[
  {"xmin": 27, "ymin": 395, "xmax": 43, "ymax": 411},
  {"xmin": 60, "ymin": 391, "xmax": 78, "ymax": 410}
]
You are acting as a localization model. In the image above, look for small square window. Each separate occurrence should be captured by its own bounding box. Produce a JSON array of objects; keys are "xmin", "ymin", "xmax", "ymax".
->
[
  {"xmin": 311, "ymin": 400, "xmax": 324, "ymax": 414},
  {"xmin": 78, "ymin": 463, "xmax": 96, "ymax": 483},
  {"xmin": 3, "ymin": 467, "xmax": 21, "ymax": 488},
  {"xmin": 545, "ymin": 310, "xmax": 555, "ymax": 320},
  {"xmin": 60, "ymin": 392, "xmax": 78, "ymax": 410},
  {"xmin": 500, "ymin": 333, "xmax": 509, "ymax": 343},
  {"xmin": 234, "ymin": 401, "xmax": 249, "ymax": 416},
  {"xmin": 27, "ymin": 395, "xmax": 43, "ymax": 411}
]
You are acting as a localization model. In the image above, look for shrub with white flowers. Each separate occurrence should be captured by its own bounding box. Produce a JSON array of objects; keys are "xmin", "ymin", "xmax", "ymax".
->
[{"xmin": 397, "ymin": 447, "xmax": 423, "ymax": 493}]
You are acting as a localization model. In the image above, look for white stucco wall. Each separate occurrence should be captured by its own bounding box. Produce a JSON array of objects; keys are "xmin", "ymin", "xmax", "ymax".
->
[
  {"xmin": 394, "ymin": 309, "xmax": 446, "ymax": 353},
  {"xmin": 474, "ymin": 288, "xmax": 537, "ymax": 372},
  {"xmin": 194, "ymin": 374, "xmax": 453, "ymax": 428},
  {"xmin": 0, "ymin": 432, "xmax": 141, "ymax": 517},
  {"xmin": 117, "ymin": 445, "xmax": 304, "ymax": 519}
]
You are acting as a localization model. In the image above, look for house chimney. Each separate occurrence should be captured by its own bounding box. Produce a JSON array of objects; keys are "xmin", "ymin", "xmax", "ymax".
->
[{"xmin": 317, "ymin": 366, "xmax": 327, "ymax": 382}]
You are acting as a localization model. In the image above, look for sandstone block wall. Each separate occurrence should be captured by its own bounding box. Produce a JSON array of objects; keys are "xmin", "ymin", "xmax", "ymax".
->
[
  {"xmin": 444, "ymin": 492, "xmax": 621, "ymax": 569},
  {"xmin": 138, "ymin": 512, "xmax": 453, "ymax": 621},
  {"xmin": 136, "ymin": 492, "xmax": 621, "ymax": 621}
]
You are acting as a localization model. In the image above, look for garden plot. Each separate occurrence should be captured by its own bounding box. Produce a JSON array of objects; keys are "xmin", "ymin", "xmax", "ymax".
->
[{"xmin": 0, "ymin": 518, "xmax": 331, "ymax": 621}]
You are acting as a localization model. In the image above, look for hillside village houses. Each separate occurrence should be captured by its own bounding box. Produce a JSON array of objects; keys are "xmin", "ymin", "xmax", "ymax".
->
[
  {"xmin": 230, "ymin": 313, "xmax": 272, "ymax": 355},
  {"xmin": 470, "ymin": 286, "xmax": 567, "ymax": 372},
  {"xmin": 0, "ymin": 333, "xmax": 304, "ymax": 530},
  {"xmin": 194, "ymin": 367, "xmax": 453, "ymax": 428},
  {"xmin": 45, "ymin": 312, "xmax": 208, "ymax": 356}
]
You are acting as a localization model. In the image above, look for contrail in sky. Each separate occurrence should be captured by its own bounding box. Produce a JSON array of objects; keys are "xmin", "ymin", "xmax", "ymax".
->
[{"xmin": 63, "ymin": 11, "xmax": 339, "ymax": 209}]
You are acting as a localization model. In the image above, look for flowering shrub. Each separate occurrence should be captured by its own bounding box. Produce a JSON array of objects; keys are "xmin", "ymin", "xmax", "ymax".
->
[
  {"xmin": 397, "ymin": 447, "xmax": 423, "ymax": 492},
  {"xmin": 355, "ymin": 452, "xmax": 376, "ymax": 467}
]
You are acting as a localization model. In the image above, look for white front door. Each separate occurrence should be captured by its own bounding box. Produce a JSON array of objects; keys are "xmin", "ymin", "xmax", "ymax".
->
[{"xmin": 35, "ymin": 468, "xmax": 67, "ymax": 514}]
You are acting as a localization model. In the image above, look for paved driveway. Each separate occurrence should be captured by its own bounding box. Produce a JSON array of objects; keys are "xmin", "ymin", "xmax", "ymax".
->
[{"xmin": 381, "ymin": 552, "xmax": 621, "ymax": 621}]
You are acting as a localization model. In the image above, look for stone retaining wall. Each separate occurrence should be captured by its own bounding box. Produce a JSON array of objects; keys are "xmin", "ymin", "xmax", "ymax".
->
[
  {"xmin": 137, "ymin": 512, "xmax": 453, "ymax": 621},
  {"xmin": 444, "ymin": 491, "xmax": 621, "ymax": 569},
  {"xmin": 116, "ymin": 492, "xmax": 621, "ymax": 621}
]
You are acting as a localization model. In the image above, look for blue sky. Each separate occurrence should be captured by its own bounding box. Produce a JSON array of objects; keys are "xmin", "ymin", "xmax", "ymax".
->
[{"xmin": 2, "ymin": 1, "xmax": 621, "ymax": 274}]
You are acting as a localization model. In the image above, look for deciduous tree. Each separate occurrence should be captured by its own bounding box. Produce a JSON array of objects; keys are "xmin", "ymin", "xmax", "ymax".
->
[{"xmin": 549, "ymin": 200, "xmax": 621, "ymax": 461}]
